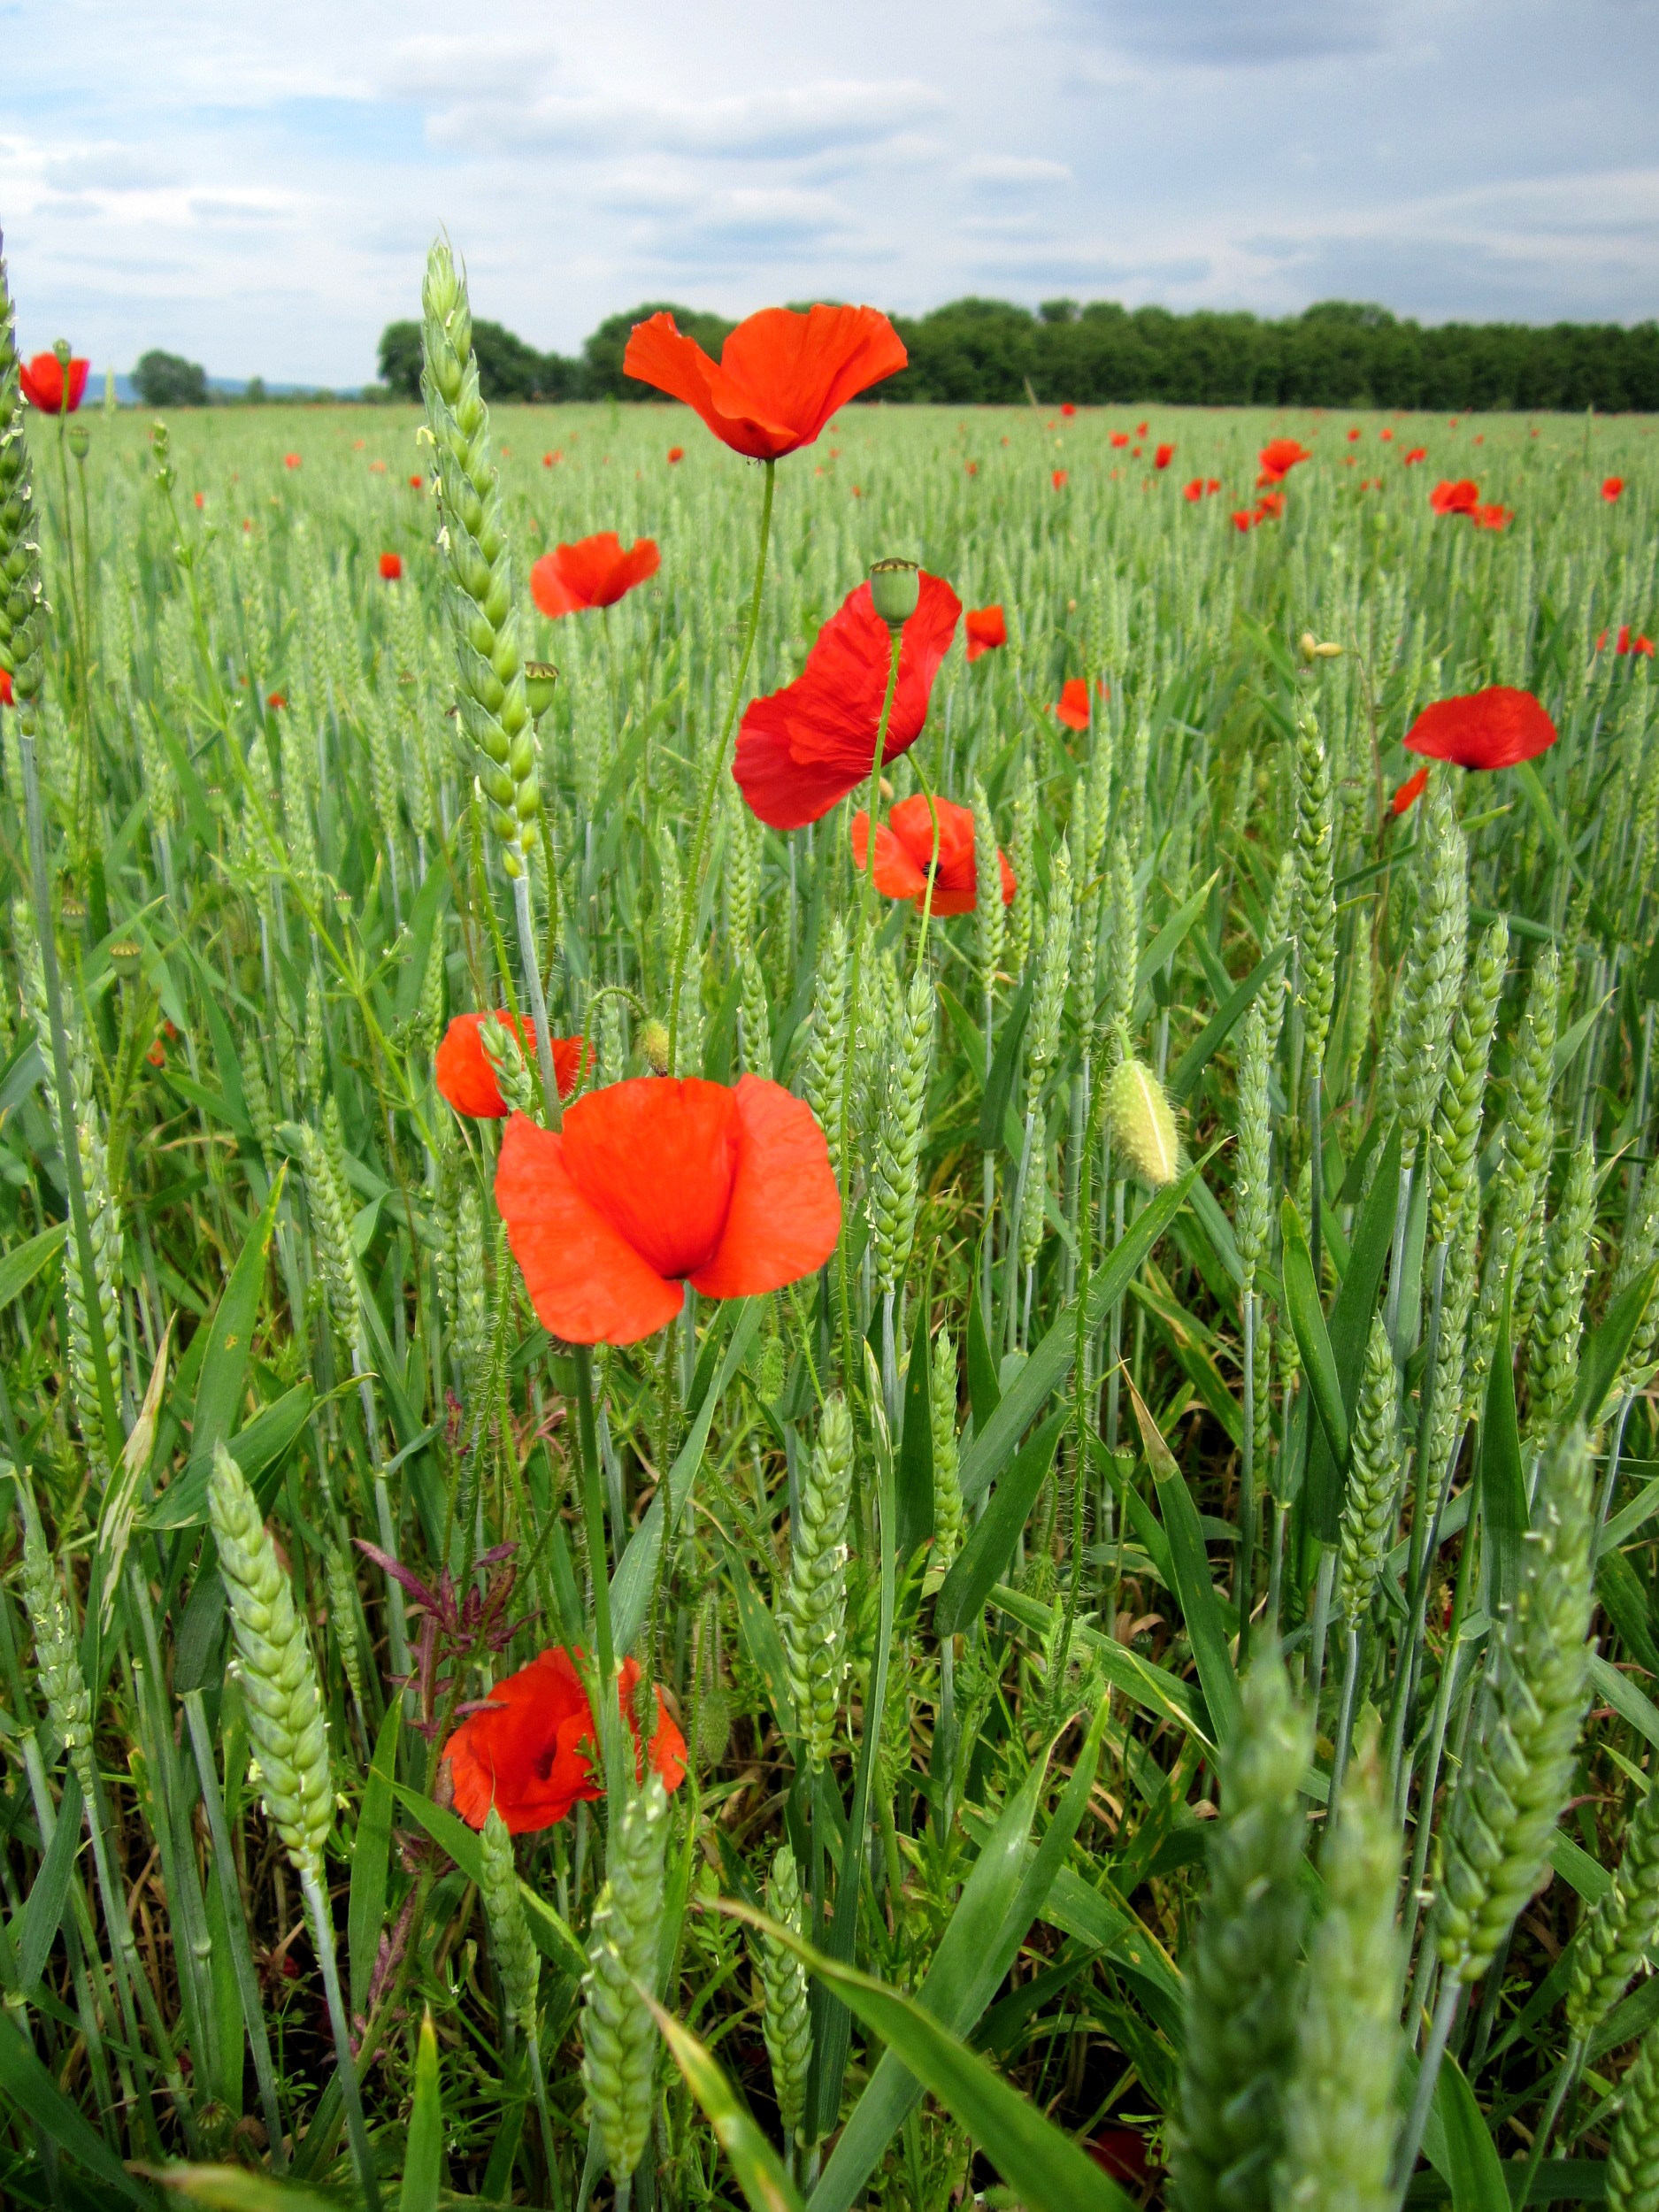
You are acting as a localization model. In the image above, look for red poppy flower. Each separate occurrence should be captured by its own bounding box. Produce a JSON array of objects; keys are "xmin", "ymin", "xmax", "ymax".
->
[
  {"xmin": 266, "ymin": 691, "xmax": 287, "ymax": 710},
  {"xmin": 1089, "ymin": 2131, "xmax": 1149, "ymax": 2185},
  {"xmin": 1391, "ymin": 765, "xmax": 1429, "ymax": 815},
  {"xmin": 1131, "ymin": 445, "xmax": 1142, "ymax": 458},
  {"xmin": 495, "ymin": 1075, "xmax": 840, "ymax": 1346},
  {"xmin": 1404, "ymin": 686, "xmax": 1557, "ymax": 771},
  {"xmin": 1473, "ymin": 434, "xmax": 1485, "ymax": 446},
  {"xmin": 1110, "ymin": 432, "xmax": 1129, "ymax": 449},
  {"xmin": 283, "ymin": 453, "xmax": 302, "ymax": 470},
  {"xmin": 1051, "ymin": 469, "xmax": 1069, "ymax": 490},
  {"xmin": 1603, "ymin": 477, "xmax": 1624, "ymax": 502},
  {"xmin": 19, "ymin": 354, "xmax": 88, "ymax": 414},
  {"xmin": 850, "ymin": 794, "xmax": 1015, "ymax": 916},
  {"xmin": 1255, "ymin": 491, "xmax": 1285, "ymax": 520},
  {"xmin": 964, "ymin": 459, "xmax": 979, "ymax": 476},
  {"xmin": 1231, "ymin": 508, "xmax": 1256, "ymax": 533},
  {"xmin": 436, "ymin": 1013, "xmax": 587, "ymax": 1118},
  {"xmin": 530, "ymin": 533, "xmax": 660, "ymax": 618},
  {"xmin": 147, "ymin": 1037, "xmax": 165, "ymax": 1067},
  {"xmin": 378, "ymin": 550, "xmax": 403, "ymax": 580},
  {"xmin": 1154, "ymin": 442, "xmax": 1175, "ymax": 471},
  {"xmin": 964, "ymin": 605, "xmax": 1006, "ymax": 661},
  {"xmin": 0, "ymin": 669, "xmax": 12, "ymax": 707},
  {"xmin": 1603, "ymin": 625, "xmax": 1657, "ymax": 657},
  {"xmin": 1471, "ymin": 503, "xmax": 1511, "ymax": 532},
  {"xmin": 193, "ymin": 491, "xmax": 204, "ymax": 509},
  {"xmin": 667, "ymin": 445, "xmax": 685, "ymax": 464},
  {"xmin": 1430, "ymin": 479, "xmax": 1479, "ymax": 516},
  {"xmin": 1135, "ymin": 421, "xmax": 1148, "ymax": 435},
  {"xmin": 1257, "ymin": 438, "xmax": 1310, "ymax": 484},
  {"xmin": 733, "ymin": 571, "xmax": 960, "ymax": 830},
  {"xmin": 409, "ymin": 473, "xmax": 424, "ymax": 489},
  {"xmin": 1206, "ymin": 476, "xmax": 1220, "ymax": 493},
  {"xmin": 1055, "ymin": 678, "xmax": 1093, "ymax": 729},
  {"xmin": 443, "ymin": 1644, "xmax": 686, "ymax": 1834},
  {"xmin": 1380, "ymin": 428, "xmax": 1394, "ymax": 442},
  {"xmin": 1402, "ymin": 447, "xmax": 1427, "ymax": 465},
  {"xmin": 1061, "ymin": 402, "xmax": 1077, "ymax": 418},
  {"xmin": 624, "ymin": 304, "xmax": 905, "ymax": 461}
]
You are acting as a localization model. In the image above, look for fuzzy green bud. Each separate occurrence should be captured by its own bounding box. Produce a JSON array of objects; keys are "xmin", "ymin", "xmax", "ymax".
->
[{"xmin": 1107, "ymin": 1056, "xmax": 1180, "ymax": 1188}]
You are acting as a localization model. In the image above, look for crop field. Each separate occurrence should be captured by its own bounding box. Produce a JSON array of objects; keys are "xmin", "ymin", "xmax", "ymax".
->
[{"xmin": 1, "ymin": 238, "xmax": 1658, "ymax": 2212}]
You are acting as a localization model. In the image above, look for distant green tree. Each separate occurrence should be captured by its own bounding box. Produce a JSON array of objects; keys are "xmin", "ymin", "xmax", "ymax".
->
[
  {"xmin": 583, "ymin": 303, "xmax": 734, "ymax": 401},
  {"xmin": 134, "ymin": 350, "xmax": 208, "ymax": 409},
  {"xmin": 379, "ymin": 316, "xmax": 576, "ymax": 402},
  {"xmin": 243, "ymin": 376, "xmax": 267, "ymax": 404},
  {"xmin": 379, "ymin": 320, "xmax": 423, "ymax": 400}
]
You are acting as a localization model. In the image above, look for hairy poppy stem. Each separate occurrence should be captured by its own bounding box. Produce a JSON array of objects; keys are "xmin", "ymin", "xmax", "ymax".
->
[
  {"xmin": 668, "ymin": 457, "xmax": 775, "ymax": 1071},
  {"xmin": 511, "ymin": 870, "xmax": 562, "ymax": 1126}
]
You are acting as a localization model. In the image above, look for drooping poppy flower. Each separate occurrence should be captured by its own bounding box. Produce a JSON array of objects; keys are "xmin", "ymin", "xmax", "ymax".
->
[
  {"xmin": 0, "ymin": 669, "xmax": 12, "ymax": 708},
  {"xmin": 1391, "ymin": 765, "xmax": 1430, "ymax": 815},
  {"xmin": 733, "ymin": 571, "xmax": 961, "ymax": 830},
  {"xmin": 1154, "ymin": 442, "xmax": 1175, "ymax": 471},
  {"xmin": 1061, "ymin": 402, "xmax": 1077, "ymax": 418},
  {"xmin": 530, "ymin": 533, "xmax": 660, "ymax": 618},
  {"xmin": 1051, "ymin": 469, "xmax": 1069, "ymax": 491},
  {"xmin": 1430, "ymin": 479, "xmax": 1480, "ymax": 516},
  {"xmin": 436, "ymin": 1012, "xmax": 588, "ymax": 1118},
  {"xmin": 1603, "ymin": 477, "xmax": 1624, "ymax": 502},
  {"xmin": 964, "ymin": 605, "xmax": 1006, "ymax": 661},
  {"xmin": 1055, "ymin": 678, "xmax": 1093, "ymax": 729},
  {"xmin": 283, "ymin": 453, "xmax": 302, "ymax": 470},
  {"xmin": 1231, "ymin": 508, "xmax": 1256, "ymax": 534},
  {"xmin": 850, "ymin": 794, "xmax": 1015, "ymax": 916},
  {"xmin": 1404, "ymin": 686, "xmax": 1557, "ymax": 771},
  {"xmin": 1257, "ymin": 438, "xmax": 1311, "ymax": 484},
  {"xmin": 495, "ymin": 1074, "xmax": 841, "ymax": 1346},
  {"xmin": 1402, "ymin": 447, "xmax": 1427, "ymax": 465},
  {"xmin": 667, "ymin": 445, "xmax": 685, "ymax": 464},
  {"xmin": 623, "ymin": 304, "xmax": 905, "ymax": 461},
  {"xmin": 1110, "ymin": 432, "xmax": 1129, "ymax": 449},
  {"xmin": 1254, "ymin": 491, "xmax": 1286, "ymax": 521},
  {"xmin": 443, "ymin": 1644, "xmax": 686, "ymax": 1834},
  {"xmin": 1471, "ymin": 503, "xmax": 1512, "ymax": 532},
  {"xmin": 378, "ymin": 550, "xmax": 403, "ymax": 580},
  {"xmin": 19, "ymin": 354, "xmax": 89, "ymax": 414}
]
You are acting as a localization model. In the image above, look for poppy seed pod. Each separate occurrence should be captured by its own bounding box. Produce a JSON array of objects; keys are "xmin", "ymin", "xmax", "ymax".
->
[
  {"xmin": 868, "ymin": 557, "xmax": 921, "ymax": 629},
  {"xmin": 524, "ymin": 661, "xmax": 558, "ymax": 718}
]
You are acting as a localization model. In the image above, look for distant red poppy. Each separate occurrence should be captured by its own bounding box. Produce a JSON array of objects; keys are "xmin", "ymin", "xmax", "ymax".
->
[
  {"xmin": 624, "ymin": 304, "xmax": 905, "ymax": 460},
  {"xmin": 1183, "ymin": 476, "xmax": 1220, "ymax": 503},
  {"xmin": 266, "ymin": 691, "xmax": 287, "ymax": 710},
  {"xmin": 410, "ymin": 473, "xmax": 424, "ymax": 488},
  {"xmin": 1380, "ymin": 428, "xmax": 1394, "ymax": 442},
  {"xmin": 495, "ymin": 1075, "xmax": 840, "ymax": 1345},
  {"xmin": 0, "ymin": 669, "xmax": 12, "ymax": 708},
  {"xmin": 1474, "ymin": 434, "xmax": 1485, "ymax": 446},
  {"xmin": 1154, "ymin": 442, "xmax": 1175, "ymax": 470},
  {"xmin": 1231, "ymin": 508, "xmax": 1256, "ymax": 533},
  {"xmin": 1391, "ymin": 765, "xmax": 1430, "ymax": 815},
  {"xmin": 1055, "ymin": 678, "xmax": 1093, "ymax": 729},
  {"xmin": 283, "ymin": 453, "xmax": 302, "ymax": 470},
  {"xmin": 964, "ymin": 605, "xmax": 1006, "ymax": 661},
  {"xmin": 1431, "ymin": 479, "xmax": 1480, "ymax": 515},
  {"xmin": 19, "ymin": 354, "xmax": 88, "ymax": 414},
  {"xmin": 964, "ymin": 459, "xmax": 979, "ymax": 476},
  {"xmin": 1131, "ymin": 445, "xmax": 1142, "ymax": 458},
  {"xmin": 1052, "ymin": 469, "xmax": 1069, "ymax": 490},
  {"xmin": 436, "ymin": 1012, "xmax": 588, "ymax": 1118},
  {"xmin": 542, "ymin": 452, "xmax": 560, "ymax": 467},
  {"xmin": 1255, "ymin": 491, "xmax": 1285, "ymax": 521},
  {"xmin": 1110, "ymin": 432, "xmax": 1129, "ymax": 449},
  {"xmin": 1135, "ymin": 421, "xmax": 1148, "ymax": 435},
  {"xmin": 1257, "ymin": 438, "xmax": 1311, "ymax": 484},
  {"xmin": 1402, "ymin": 447, "xmax": 1427, "ymax": 465},
  {"xmin": 147, "ymin": 1037, "xmax": 165, "ymax": 1067},
  {"xmin": 667, "ymin": 444, "xmax": 685, "ymax": 463},
  {"xmin": 1347, "ymin": 427, "xmax": 1361, "ymax": 442},
  {"xmin": 378, "ymin": 550, "xmax": 403, "ymax": 580},
  {"xmin": 369, "ymin": 459, "xmax": 388, "ymax": 474},
  {"xmin": 530, "ymin": 533, "xmax": 660, "ymax": 617},
  {"xmin": 193, "ymin": 492, "xmax": 204, "ymax": 509},
  {"xmin": 1405, "ymin": 686, "xmax": 1557, "ymax": 771},
  {"xmin": 1061, "ymin": 402, "xmax": 1077, "ymax": 418},
  {"xmin": 1600, "ymin": 625, "xmax": 1656, "ymax": 657},
  {"xmin": 1603, "ymin": 477, "xmax": 1624, "ymax": 502},
  {"xmin": 443, "ymin": 1644, "xmax": 686, "ymax": 1834},
  {"xmin": 1471, "ymin": 503, "xmax": 1512, "ymax": 532},
  {"xmin": 733, "ymin": 571, "xmax": 961, "ymax": 829},
  {"xmin": 851, "ymin": 794, "xmax": 1015, "ymax": 915}
]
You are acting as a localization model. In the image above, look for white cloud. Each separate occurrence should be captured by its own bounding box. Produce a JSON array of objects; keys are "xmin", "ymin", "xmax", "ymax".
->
[{"xmin": 963, "ymin": 156, "xmax": 1071, "ymax": 185}]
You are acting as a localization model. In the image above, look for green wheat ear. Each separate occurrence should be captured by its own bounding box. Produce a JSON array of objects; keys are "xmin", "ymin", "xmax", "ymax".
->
[
  {"xmin": 1607, "ymin": 2015, "xmax": 1659, "ymax": 2212},
  {"xmin": 582, "ymin": 1772, "xmax": 670, "ymax": 2188},
  {"xmin": 778, "ymin": 1392, "xmax": 855, "ymax": 1770},
  {"xmin": 208, "ymin": 1440, "xmax": 333, "ymax": 1878},
  {"xmin": 756, "ymin": 1842, "xmax": 812, "ymax": 2149}
]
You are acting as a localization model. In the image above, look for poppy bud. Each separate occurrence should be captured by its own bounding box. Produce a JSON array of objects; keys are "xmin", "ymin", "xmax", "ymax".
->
[
  {"xmin": 524, "ymin": 661, "xmax": 558, "ymax": 718},
  {"xmin": 67, "ymin": 425, "xmax": 88, "ymax": 462},
  {"xmin": 868, "ymin": 557, "xmax": 920, "ymax": 630},
  {"xmin": 641, "ymin": 1018, "xmax": 672, "ymax": 1075},
  {"xmin": 1106, "ymin": 1056, "xmax": 1181, "ymax": 1188}
]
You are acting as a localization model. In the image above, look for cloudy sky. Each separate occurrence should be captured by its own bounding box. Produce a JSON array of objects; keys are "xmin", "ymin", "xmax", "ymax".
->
[{"xmin": 4, "ymin": 0, "xmax": 1656, "ymax": 386}]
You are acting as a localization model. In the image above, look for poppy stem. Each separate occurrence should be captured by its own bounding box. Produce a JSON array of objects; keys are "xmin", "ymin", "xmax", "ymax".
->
[
  {"xmin": 667, "ymin": 457, "xmax": 775, "ymax": 1071},
  {"xmin": 512, "ymin": 870, "xmax": 563, "ymax": 1127}
]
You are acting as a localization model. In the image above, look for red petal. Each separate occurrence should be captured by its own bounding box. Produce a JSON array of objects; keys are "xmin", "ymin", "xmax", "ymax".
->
[
  {"xmin": 495, "ymin": 1113, "xmax": 685, "ymax": 1346},
  {"xmin": 850, "ymin": 809, "xmax": 929, "ymax": 900},
  {"xmin": 561, "ymin": 1077, "xmax": 741, "ymax": 1284},
  {"xmin": 692, "ymin": 1076, "xmax": 841, "ymax": 1298},
  {"xmin": 1404, "ymin": 686, "xmax": 1557, "ymax": 771}
]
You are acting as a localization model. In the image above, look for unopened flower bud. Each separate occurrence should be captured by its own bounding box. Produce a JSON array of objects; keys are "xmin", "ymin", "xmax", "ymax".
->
[
  {"xmin": 1106, "ymin": 1056, "xmax": 1181, "ymax": 1188},
  {"xmin": 641, "ymin": 1018, "xmax": 671, "ymax": 1075},
  {"xmin": 869, "ymin": 557, "xmax": 920, "ymax": 630},
  {"xmin": 67, "ymin": 425, "xmax": 89, "ymax": 462}
]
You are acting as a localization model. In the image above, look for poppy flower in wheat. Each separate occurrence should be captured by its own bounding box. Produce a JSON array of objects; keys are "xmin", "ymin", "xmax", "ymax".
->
[
  {"xmin": 1391, "ymin": 765, "xmax": 1430, "ymax": 815},
  {"xmin": 1405, "ymin": 686, "xmax": 1557, "ymax": 772},
  {"xmin": 1110, "ymin": 431, "xmax": 1129, "ymax": 449},
  {"xmin": 733, "ymin": 571, "xmax": 960, "ymax": 830},
  {"xmin": 1255, "ymin": 491, "xmax": 1286, "ymax": 521},
  {"xmin": 1430, "ymin": 479, "xmax": 1480, "ymax": 516},
  {"xmin": 436, "ymin": 1013, "xmax": 588, "ymax": 1118},
  {"xmin": 666, "ymin": 444, "xmax": 685, "ymax": 464},
  {"xmin": 530, "ymin": 533, "xmax": 660, "ymax": 618},
  {"xmin": 1600, "ymin": 626, "xmax": 1656, "ymax": 657},
  {"xmin": 1154, "ymin": 442, "xmax": 1175, "ymax": 471},
  {"xmin": 283, "ymin": 453, "xmax": 302, "ymax": 471},
  {"xmin": 1231, "ymin": 508, "xmax": 1256, "ymax": 534},
  {"xmin": 1051, "ymin": 468, "xmax": 1069, "ymax": 491},
  {"xmin": 1603, "ymin": 477, "xmax": 1624, "ymax": 502},
  {"xmin": 964, "ymin": 605, "xmax": 1006, "ymax": 661},
  {"xmin": 19, "ymin": 353, "xmax": 88, "ymax": 413},
  {"xmin": 623, "ymin": 304, "xmax": 905, "ymax": 461},
  {"xmin": 1061, "ymin": 402, "xmax": 1077, "ymax": 418},
  {"xmin": 1471, "ymin": 503, "xmax": 1512, "ymax": 532},
  {"xmin": 1054, "ymin": 678, "xmax": 1094, "ymax": 730},
  {"xmin": 1257, "ymin": 437, "xmax": 1310, "ymax": 484},
  {"xmin": 495, "ymin": 1075, "xmax": 840, "ymax": 1346},
  {"xmin": 378, "ymin": 550, "xmax": 403, "ymax": 581},
  {"xmin": 1402, "ymin": 447, "xmax": 1427, "ymax": 465},
  {"xmin": 443, "ymin": 1644, "xmax": 686, "ymax": 1834},
  {"xmin": 850, "ymin": 795, "xmax": 1016, "ymax": 917},
  {"xmin": 0, "ymin": 669, "xmax": 12, "ymax": 708}
]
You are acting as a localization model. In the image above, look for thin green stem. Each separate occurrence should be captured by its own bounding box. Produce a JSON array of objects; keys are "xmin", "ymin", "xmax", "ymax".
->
[{"xmin": 301, "ymin": 1863, "xmax": 383, "ymax": 2212}]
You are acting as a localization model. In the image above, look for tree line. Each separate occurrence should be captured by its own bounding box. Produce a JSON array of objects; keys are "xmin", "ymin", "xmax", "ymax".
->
[{"xmin": 377, "ymin": 296, "xmax": 1659, "ymax": 414}]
